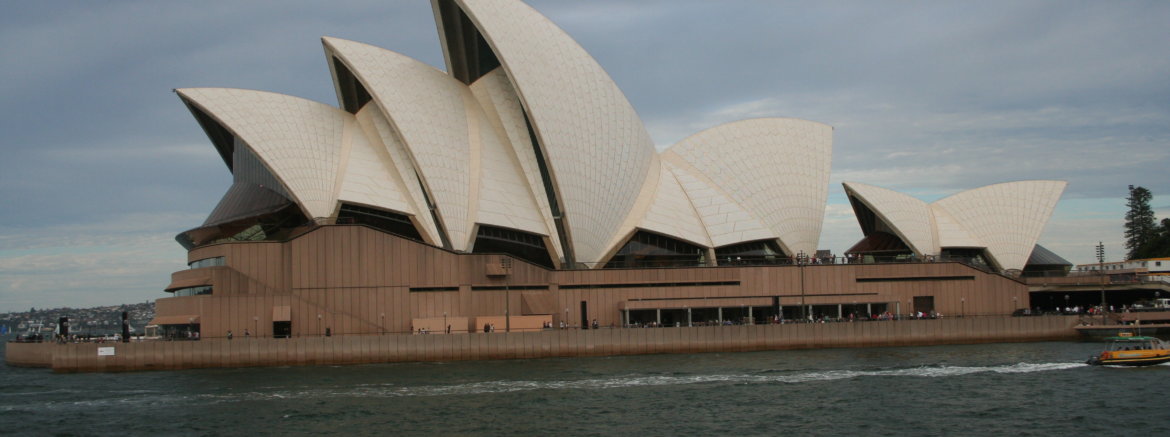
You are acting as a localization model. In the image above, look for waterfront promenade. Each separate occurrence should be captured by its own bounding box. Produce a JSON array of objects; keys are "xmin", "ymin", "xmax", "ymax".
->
[{"xmin": 6, "ymin": 315, "xmax": 1080, "ymax": 373}]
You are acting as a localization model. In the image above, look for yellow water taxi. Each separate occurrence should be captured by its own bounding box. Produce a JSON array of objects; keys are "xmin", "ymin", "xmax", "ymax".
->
[{"xmin": 1087, "ymin": 335, "xmax": 1170, "ymax": 366}]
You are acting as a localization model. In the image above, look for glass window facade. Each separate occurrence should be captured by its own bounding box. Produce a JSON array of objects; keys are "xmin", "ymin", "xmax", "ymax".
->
[
  {"xmin": 171, "ymin": 286, "xmax": 212, "ymax": 297},
  {"xmin": 715, "ymin": 240, "xmax": 786, "ymax": 266},
  {"xmin": 471, "ymin": 225, "xmax": 554, "ymax": 269},
  {"xmin": 604, "ymin": 231, "xmax": 705, "ymax": 269},
  {"xmin": 188, "ymin": 257, "xmax": 225, "ymax": 269},
  {"xmin": 337, "ymin": 203, "xmax": 424, "ymax": 242}
]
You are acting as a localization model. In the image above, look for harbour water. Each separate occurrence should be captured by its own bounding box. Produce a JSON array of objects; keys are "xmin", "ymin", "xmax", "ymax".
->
[{"xmin": 2, "ymin": 339, "xmax": 1168, "ymax": 436}]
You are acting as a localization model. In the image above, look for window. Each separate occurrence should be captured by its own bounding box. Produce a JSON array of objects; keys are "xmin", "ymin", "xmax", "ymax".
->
[
  {"xmin": 171, "ymin": 286, "xmax": 212, "ymax": 297},
  {"xmin": 604, "ymin": 231, "xmax": 705, "ymax": 268},
  {"xmin": 188, "ymin": 257, "xmax": 225, "ymax": 269},
  {"xmin": 471, "ymin": 225, "xmax": 554, "ymax": 269}
]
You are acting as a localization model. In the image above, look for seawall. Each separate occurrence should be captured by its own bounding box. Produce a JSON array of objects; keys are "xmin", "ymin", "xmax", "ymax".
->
[{"xmin": 6, "ymin": 316, "xmax": 1080, "ymax": 373}]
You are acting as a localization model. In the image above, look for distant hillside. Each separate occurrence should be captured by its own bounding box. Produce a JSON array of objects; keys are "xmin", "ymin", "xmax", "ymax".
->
[{"xmin": 0, "ymin": 302, "xmax": 155, "ymax": 335}]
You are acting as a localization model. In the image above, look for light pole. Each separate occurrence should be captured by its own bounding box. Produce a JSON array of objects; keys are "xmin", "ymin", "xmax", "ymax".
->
[
  {"xmin": 1097, "ymin": 241, "xmax": 1106, "ymax": 324},
  {"xmin": 798, "ymin": 250, "xmax": 806, "ymax": 322},
  {"xmin": 253, "ymin": 316, "xmax": 258, "ymax": 338},
  {"xmin": 443, "ymin": 312, "xmax": 448, "ymax": 334},
  {"xmin": 317, "ymin": 314, "xmax": 322, "ymax": 337},
  {"xmin": 380, "ymin": 313, "xmax": 385, "ymax": 335},
  {"xmin": 503, "ymin": 257, "xmax": 512, "ymax": 333}
]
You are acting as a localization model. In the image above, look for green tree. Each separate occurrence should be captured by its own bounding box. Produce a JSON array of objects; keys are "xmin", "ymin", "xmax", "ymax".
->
[
  {"xmin": 1133, "ymin": 218, "xmax": 1170, "ymax": 259},
  {"xmin": 1124, "ymin": 185, "xmax": 1158, "ymax": 259}
]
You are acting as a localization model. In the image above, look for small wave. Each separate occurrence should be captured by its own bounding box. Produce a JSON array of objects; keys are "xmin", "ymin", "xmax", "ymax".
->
[
  {"xmin": 196, "ymin": 361, "xmax": 1087, "ymax": 400},
  {"xmin": 8, "ymin": 362, "xmax": 1085, "ymax": 409}
]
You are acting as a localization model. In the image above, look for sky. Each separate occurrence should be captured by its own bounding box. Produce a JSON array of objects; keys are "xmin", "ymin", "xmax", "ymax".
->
[{"xmin": 1, "ymin": 0, "xmax": 1168, "ymax": 313}]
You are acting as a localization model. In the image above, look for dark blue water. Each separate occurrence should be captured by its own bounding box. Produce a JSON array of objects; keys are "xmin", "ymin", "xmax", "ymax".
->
[{"xmin": 2, "ymin": 340, "xmax": 1167, "ymax": 436}]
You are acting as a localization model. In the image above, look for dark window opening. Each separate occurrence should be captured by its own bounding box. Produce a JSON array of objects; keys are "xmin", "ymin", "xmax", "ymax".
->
[
  {"xmin": 272, "ymin": 321, "xmax": 291, "ymax": 339},
  {"xmin": 333, "ymin": 56, "xmax": 373, "ymax": 114},
  {"xmin": 604, "ymin": 231, "xmax": 705, "ymax": 269},
  {"xmin": 409, "ymin": 287, "xmax": 459, "ymax": 292},
  {"xmin": 177, "ymin": 203, "xmax": 310, "ymax": 250},
  {"xmin": 560, "ymin": 281, "xmax": 739, "ymax": 290},
  {"xmin": 416, "ymin": 173, "xmax": 452, "ymax": 249},
  {"xmin": 183, "ymin": 100, "xmax": 236, "ymax": 171},
  {"xmin": 170, "ymin": 286, "xmax": 212, "ymax": 297},
  {"xmin": 472, "ymin": 225, "xmax": 555, "ymax": 269},
  {"xmin": 716, "ymin": 239, "xmax": 787, "ymax": 266},
  {"xmin": 521, "ymin": 107, "xmax": 573, "ymax": 266},
  {"xmin": 912, "ymin": 296, "xmax": 936, "ymax": 314},
  {"xmin": 436, "ymin": 0, "xmax": 502, "ymax": 84},
  {"xmin": 856, "ymin": 276, "xmax": 975, "ymax": 283},
  {"xmin": 337, "ymin": 203, "xmax": 424, "ymax": 242},
  {"xmin": 188, "ymin": 256, "xmax": 225, "ymax": 269},
  {"xmin": 939, "ymin": 248, "xmax": 995, "ymax": 270}
]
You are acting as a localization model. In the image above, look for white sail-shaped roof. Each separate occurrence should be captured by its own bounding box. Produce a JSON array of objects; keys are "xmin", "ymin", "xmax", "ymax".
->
[
  {"xmin": 339, "ymin": 107, "xmax": 422, "ymax": 224},
  {"xmin": 355, "ymin": 104, "xmax": 442, "ymax": 245},
  {"xmin": 664, "ymin": 118, "xmax": 833, "ymax": 257},
  {"xmin": 662, "ymin": 159, "xmax": 774, "ymax": 249},
  {"xmin": 846, "ymin": 180, "xmax": 1067, "ymax": 271},
  {"xmin": 451, "ymin": 0, "xmax": 660, "ymax": 265},
  {"xmin": 932, "ymin": 180, "xmax": 1066, "ymax": 271},
  {"xmin": 176, "ymin": 88, "xmax": 346, "ymax": 221},
  {"xmin": 177, "ymin": 0, "xmax": 846, "ymax": 272},
  {"xmin": 636, "ymin": 162, "xmax": 712, "ymax": 248},
  {"xmin": 324, "ymin": 37, "xmax": 475, "ymax": 250},
  {"xmin": 468, "ymin": 68, "xmax": 562, "ymax": 259},
  {"xmin": 843, "ymin": 182, "xmax": 938, "ymax": 255}
]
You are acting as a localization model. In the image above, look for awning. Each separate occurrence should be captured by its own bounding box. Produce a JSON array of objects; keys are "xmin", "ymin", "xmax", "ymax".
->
[
  {"xmin": 148, "ymin": 315, "xmax": 201, "ymax": 326},
  {"xmin": 272, "ymin": 306, "xmax": 291, "ymax": 322},
  {"xmin": 620, "ymin": 297, "xmax": 773, "ymax": 311},
  {"xmin": 165, "ymin": 271, "xmax": 212, "ymax": 291}
]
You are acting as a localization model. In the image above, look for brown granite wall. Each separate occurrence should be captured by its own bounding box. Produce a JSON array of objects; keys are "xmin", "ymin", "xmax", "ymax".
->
[{"xmin": 12, "ymin": 315, "xmax": 1079, "ymax": 373}]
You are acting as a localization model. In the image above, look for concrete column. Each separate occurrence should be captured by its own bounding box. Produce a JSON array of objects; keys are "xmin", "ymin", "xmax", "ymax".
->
[
  {"xmin": 718, "ymin": 307, "xmax": 723, "ymax": 323},
  {"xmin": 655, "ymin": 309, "xmax": 661, "ymax": 325},
  {"xmin": 748, "ymin": 306, "xmax": 753, "ymax": 324},
  {"xmin": 867, "ymin": 303, "xmax": 872, "ymax": 316},
  {"xmin": 687, "ymin": 308, "xmax": 692, "ymax": 327},
  {"xmin": 837, "ymin": 304, "xmax": 843, "ymax": 319}
]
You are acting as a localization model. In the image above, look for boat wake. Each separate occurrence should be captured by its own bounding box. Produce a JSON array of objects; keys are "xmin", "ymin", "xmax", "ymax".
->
[
  {"xmin": 210, "ymin": 361, "xmax": 1088, "ymax": 401},
  {"xmin": 7, "ymin": 362, "xmax": 1087, "ymax": 410}
]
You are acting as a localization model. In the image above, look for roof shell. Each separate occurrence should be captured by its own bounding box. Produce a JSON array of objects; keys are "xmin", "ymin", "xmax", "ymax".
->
[
  {"xmin": 452, "ymin": 0, "xmax": 660, "ymax": 264},
  {"xmin": 176, "ymin": 88, "xmax": 348, "ymax": 221},
  {"xmin": 665, "ymin": 118, "xmax": 833, "ymax": 256},
  {"xmin": 843, "ymin": 182, "xmax": 938, "ymax": 255}
]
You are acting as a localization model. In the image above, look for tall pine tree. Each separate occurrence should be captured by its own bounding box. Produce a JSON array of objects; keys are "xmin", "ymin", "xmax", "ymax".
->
[{"xmin": 1124, "ymin": 185, "xmax": 1157, "ymax": 259}]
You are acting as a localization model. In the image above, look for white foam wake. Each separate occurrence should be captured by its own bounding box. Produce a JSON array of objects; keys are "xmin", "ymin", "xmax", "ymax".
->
[{"xmin": 225, "ymin": 361, "xmax": 1087, "ymax": 400}]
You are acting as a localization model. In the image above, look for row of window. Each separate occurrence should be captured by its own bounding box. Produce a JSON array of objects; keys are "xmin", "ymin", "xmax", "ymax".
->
[
  {"xmin": 172, "ymin": 286, "xmax": 212, "ymax": 297},
  {"xmin": 188, "ymin": 256, "xmax": 225, "ymax": 269}
]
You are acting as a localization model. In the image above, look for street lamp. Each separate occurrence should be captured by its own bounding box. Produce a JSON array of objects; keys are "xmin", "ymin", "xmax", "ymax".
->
[
  {"xmin": 253, "ymin": 316, "xmax": 258, "ymax": 338},
  {"xmin": 798, "ymin": 250, "xmax": 807, "ymax": 321},
  {"xmin": 317, "ymin": 314, "xmax": 322, "ymax": 337},
  {"xmin": 1097, "ymin": 241, "xmax": 1106, "ymax": 324}
]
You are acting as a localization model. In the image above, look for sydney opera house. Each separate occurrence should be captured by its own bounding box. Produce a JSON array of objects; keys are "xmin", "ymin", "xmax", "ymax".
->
[{"xmin": 151, "ymin": 0, "xmax": 1066, "ymax": 339}]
